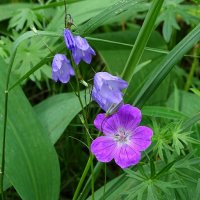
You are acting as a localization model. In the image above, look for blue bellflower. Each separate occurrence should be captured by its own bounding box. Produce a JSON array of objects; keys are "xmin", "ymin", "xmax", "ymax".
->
[
  {"xmin": 63, "ymin": 29, "xmax": 75, "ymax": 50},
  {"xmin": 92, "ymin": 72, "xmax": 128, "ymax": 112},
  {"xmin": 52, "ymin": 54, "xmax": 75, "ymax": 83},
  {"xmin": 72, "ymin": 36, "xmax": 96, "ymax": 65},
  {"xmin": 63, "ymin": 29, "xmax": 95, "ymax": 65}
]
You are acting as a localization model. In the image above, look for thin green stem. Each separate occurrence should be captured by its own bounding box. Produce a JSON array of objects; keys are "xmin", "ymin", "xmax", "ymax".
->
[
  {"xmin": 72, "ymin": 155, "xmax": 94, "ymax": 200},
  {"xmin": 0, "ymin": 49, "xmax": 17, "ymax": 200},
  {"xmin": 184, "ymin": 44, "xmax": 199, "ymax": 91},
  {"xmin": 70, "ymin": 56, "xmax": 94, "ymax": 200}
]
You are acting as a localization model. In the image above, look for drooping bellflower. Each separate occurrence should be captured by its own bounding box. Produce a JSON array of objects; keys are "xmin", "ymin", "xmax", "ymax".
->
[
  {"xmin": 63, "ymin": 29, "xmax": 95, "ymax": 65},
  {"xmin": 92, "ymin": 72, "xmax": 128, "ymax": 112},
  {"xmin": 63, "ymin": 29, "xmax": 75, "ymax": 50},
  {"xmin": 91, "ymin": 104, "xmax": 153, "ymax": 169},
  {"xmin": 52, "ymin": 54, "xmax": 75, "ymax": 83},
  {"xmin": 71, "ymin": 36, "xmax": 96, "ymax": 65}
]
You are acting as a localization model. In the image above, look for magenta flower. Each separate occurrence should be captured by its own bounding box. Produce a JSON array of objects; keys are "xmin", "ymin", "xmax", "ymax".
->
[
  {"xmin": 71, "ymin": 36, "xmax": 96, "ymax": 65},
  {"xmin": 52, "ymin": 54, "xmax": 75, "ymax": 83},
  {"xmin": 91, "ymin": 104, "xmax": 153, "ymax": 169},
  {"xmin": 63, "ymin": 29, "xmax": 75, "ymax": 50},
  {"xmin": 92, "ymin": 72, "xmax": 128, "ymax": 112}
]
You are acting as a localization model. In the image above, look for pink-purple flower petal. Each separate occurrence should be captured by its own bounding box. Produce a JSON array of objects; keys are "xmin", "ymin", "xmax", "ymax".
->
[
  {"xmin": 130, "ymin": 126, "xmax": 153, "ymax": 151},
  {"xmin": 94, "ymin": 113, "xmax": 119, "ymax": 135},
  {"xmin": 114, "ymin": 144, "xmax": 141, "ymax": 169},
  {"xmin": 91, "ymin": 136, "xmax": 116, "ymax": 162},
  {"xmin": 117, "ymin": 104, "xmax": 142, "ymax": 131}
]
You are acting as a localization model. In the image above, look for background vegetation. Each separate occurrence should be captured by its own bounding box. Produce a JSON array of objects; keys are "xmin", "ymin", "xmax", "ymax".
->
[{"xmin": 0, "ymin": 0, "xmax": 200, "ymax": 199}]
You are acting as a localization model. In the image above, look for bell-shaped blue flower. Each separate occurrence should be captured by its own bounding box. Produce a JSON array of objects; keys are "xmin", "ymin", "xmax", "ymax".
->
[
  {"xmin": 52, "ymin": 54, "xmax": 75, "ymax": 83},
  {"xmin": 92, "ymin": 72, "xmax": 128, "ymax": 112},
  {"xmin": 63, "ymin": 29, "xmax": 75, "ymax": 50},
  {"xmin": 72, "ymin": 36, "xmax": 96, "ymax": 65}
]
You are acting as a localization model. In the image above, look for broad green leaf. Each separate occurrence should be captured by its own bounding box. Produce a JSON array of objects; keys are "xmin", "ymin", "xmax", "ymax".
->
[
  {"xmin": 0, "ymin": 58, "xmax": 60, "ymax": 199},
  {"xmin": 133, "ymin": 23, "xmax": 200, "ymax": 108},
  {"xmin": 167, "ymin": 90, "xmax": 200, "ymax": 116},
  {"xmin": 34, "ymin": 91, "xmax": 91, "ymax": 144}
]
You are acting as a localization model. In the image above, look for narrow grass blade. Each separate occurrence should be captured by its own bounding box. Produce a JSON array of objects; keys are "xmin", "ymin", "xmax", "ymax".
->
[
  {"xmin": 133, "ymin": 23, "xmax": 200, "ymax": 108},
  {"xmin": 122, "ymin": 0, "xmax": 164, "ymax": 82}
]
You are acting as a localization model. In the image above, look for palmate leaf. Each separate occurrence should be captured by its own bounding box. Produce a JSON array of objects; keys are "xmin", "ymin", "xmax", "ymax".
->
[
  {"xmin": 157, "ymin": 0, "xmax": 200, "ymax": 42},
  {"xmin": 8, "ymin": 8, "xmax": 42, "ymax": 31},
  {"xmin": 13, "ymin": 36, "xmax": 51, "ymax": 82},
  {"xmin": 0, "ymin": 3, "xmax": 33, "ymax": 22}
]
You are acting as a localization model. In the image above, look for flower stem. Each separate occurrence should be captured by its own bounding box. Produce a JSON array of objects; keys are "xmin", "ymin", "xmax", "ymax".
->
[
  {"xmin": 184, "ymin": 44, "xmax": 199, "ymax": 91},
  {"xmin": 72, "ymin": 155, "xmax": 94, "ymax": 200},
  {"xmin": 70, "ymin": 55, "xmax": 94, "ymax": 199}
]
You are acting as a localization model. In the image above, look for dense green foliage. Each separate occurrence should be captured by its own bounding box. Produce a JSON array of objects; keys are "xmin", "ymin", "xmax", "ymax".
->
[{"xmin": 0, "ymin": 0, "xmax": 200, "ymax": 199}]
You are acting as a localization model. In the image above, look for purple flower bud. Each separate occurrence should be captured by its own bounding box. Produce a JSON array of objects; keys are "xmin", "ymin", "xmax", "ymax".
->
[
  {"xmin": 72, "ymin": 36, "xmax": 96, "ymax": 65},
  {"xmin": 52, "ymin": 54, "xmax": 75, "ymax": 83},
  {"xmin": 63, "ymin": 29, "xmax": 75, "ymax": 50},
  {"xmin": 92, "ymin": 72, "xmax": 128, "ymax": 112}
]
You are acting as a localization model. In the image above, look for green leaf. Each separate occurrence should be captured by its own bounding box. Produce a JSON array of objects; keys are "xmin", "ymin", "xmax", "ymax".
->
[
  {"xmin": 90, "ymin": 29, "xmax": 166, "ymax": 75},
  {"xmin": 8, "ymin": 30, "xmax": 61, "ymax": 91},
  {"xmin": 167, "ymin": 90, "xmax": 200, "ymax": 116},
  {"xmin": 34, "ymin": 91, "xmax": 91, "ymax": 144},
  {"xmin": 133, "ymin": 23, "xmax": 200, "ymax": 108},
  {"xmin": 142, "ymin": 106, "xmax": 187, "ymax": 120},
  {"xmin": 75, "ymin": 0, "xmax": 144, "ymax": 35},
  {"xmin": 193, "ymin": 179, "xmax": 200, "ymax": 200},
  {"xmin": 122, "ymin": 0, "xmax": 164, "ymax": 82},
  {"xmin": 0, "ymin": 58, "xmax": 60, "ymax": 199},
  {"xmin": 8, "ymin": 8, "xmax": 42, "ymax": 31},
  {"xmin": 181, "ymin": 113, "xmax": 200, "ymax": 132},
  {"xmin": 190, "ymin": 88, "xmax": 200, "ymax": 96},
  {"xmin": 0, "ymin": 3, "xmax": 33, "ymax": 21}
]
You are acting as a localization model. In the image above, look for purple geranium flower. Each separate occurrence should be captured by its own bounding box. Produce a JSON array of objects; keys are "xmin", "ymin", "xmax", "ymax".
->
[
  {"xmin": 63, "ymin": 28, "xmax": 75, "ymax": 50},
  {"xmin": 72, "ymin": 36, "xmax": 96, "ymax": 65},
  {"xmin": 52, "ymin": 54, "xmax": 75, "ymax": 83},
  {"xmin": 92, "ymin": 72, "xmax": 128, "ymax": 112},
  {"xmin": 91, "ymin": 104, "xmax": 153, "ymax": 169}
]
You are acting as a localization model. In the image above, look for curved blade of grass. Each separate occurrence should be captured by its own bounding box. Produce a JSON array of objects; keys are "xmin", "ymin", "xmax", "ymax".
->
[
  {"xmin": 122, "ymin": 0, "xmax": 164, "ymax": 82},
  {"xmin": 75, "ymin": 0, "xmax": 144, "ymax": 35},
  {"xmin": 87, "ymin": 36, "xmax": 200, "ymax": 58},
  {"xmin": 33, "ymin": 0, "xmax": 78, "ymax": 10},
  {"xmin": 142, "ymin": 106, "xmax": 188, "ymax": 120},
  {"xmin": 133, "ymin": 23, "xmax": 200, "ymax": 108},
  {"xmin": 181, "ymin": 113, "xmax": 200, "ymax": 132}
]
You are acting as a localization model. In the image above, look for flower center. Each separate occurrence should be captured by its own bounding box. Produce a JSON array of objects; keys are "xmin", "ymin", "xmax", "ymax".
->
[{"xmin": 114, "ymin": 128, "xmax": 130, "ymax": 144}]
